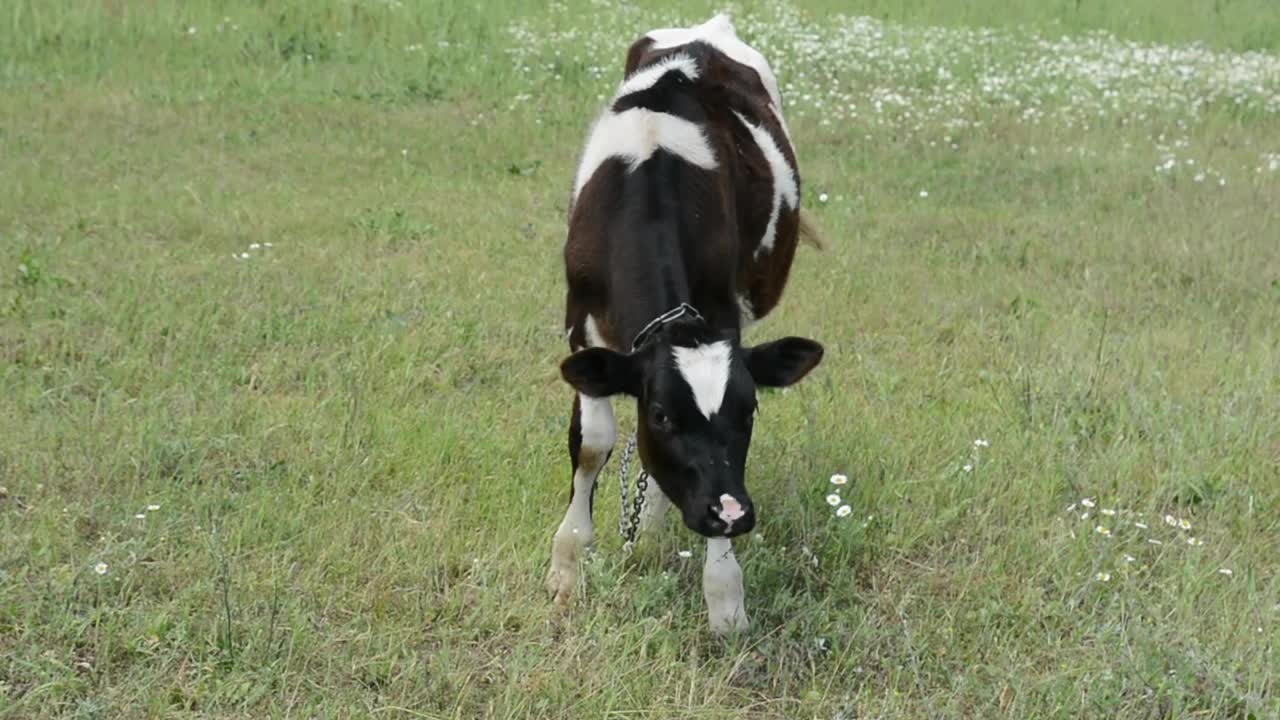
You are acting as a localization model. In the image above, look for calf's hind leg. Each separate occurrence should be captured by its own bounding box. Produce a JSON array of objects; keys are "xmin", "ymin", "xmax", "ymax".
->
[{"xmin": 546, "ymin": 393, "xmax": 616, "ymax": 604}]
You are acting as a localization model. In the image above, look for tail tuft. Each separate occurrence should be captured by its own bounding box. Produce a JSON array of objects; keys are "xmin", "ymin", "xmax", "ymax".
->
[{"xmin": 797, "ymin": 209, "xmax": 827, "ymax": 251}]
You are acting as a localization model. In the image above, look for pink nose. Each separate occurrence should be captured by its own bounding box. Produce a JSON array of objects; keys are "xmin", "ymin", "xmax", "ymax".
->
[{"xmin": 717, "ymin": 494, "xmax": 745, "ymax": 524}]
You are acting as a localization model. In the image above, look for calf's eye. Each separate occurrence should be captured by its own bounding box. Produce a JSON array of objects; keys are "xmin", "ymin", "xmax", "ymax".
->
[{"xmin": 650, "ymin": 406, "xmax": 673, "ymax": 431}]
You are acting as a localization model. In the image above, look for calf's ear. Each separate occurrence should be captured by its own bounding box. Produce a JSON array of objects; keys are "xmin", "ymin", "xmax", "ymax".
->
[
  {"xmin": 560, "ymin": 348, "xmax": 641, "ymax": 398},
  {"xmin": 744, "ymin": 337, "xmax": 824, "ymax": 387}
]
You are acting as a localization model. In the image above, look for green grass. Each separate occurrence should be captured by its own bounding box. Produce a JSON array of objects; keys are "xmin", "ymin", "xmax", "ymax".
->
[{"xmin": 2, "ymin": 0, "xmax": 1279, "ymax": 717}]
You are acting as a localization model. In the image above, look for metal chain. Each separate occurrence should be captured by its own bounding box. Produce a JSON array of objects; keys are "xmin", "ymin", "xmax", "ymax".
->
[
  {"xmin": 617, "ymin": 434, "xmax": 635, "ymax": 539},
  {"xmin": 626, "ymin": 470, "xmax": 649, "ymax": 550},
  {"xmin": 616, "ymin": 431, "xmax": 648, "ymax": 551}
]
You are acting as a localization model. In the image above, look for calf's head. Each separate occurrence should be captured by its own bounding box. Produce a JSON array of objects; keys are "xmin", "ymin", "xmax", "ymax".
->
[{"xmin": 561, "ymin": 320, "xmax": 822, "ymax": 537}]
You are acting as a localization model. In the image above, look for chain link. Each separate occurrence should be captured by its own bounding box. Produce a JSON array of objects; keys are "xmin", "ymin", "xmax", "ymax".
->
[{"xmin": 617, "ymin": 431, "xmax": 648, "ymax": 550}]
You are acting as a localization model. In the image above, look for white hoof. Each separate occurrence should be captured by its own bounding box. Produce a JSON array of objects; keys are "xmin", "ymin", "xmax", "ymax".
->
[
  {"xmin": 707, "ymin": 600, "xmax": 750, "ymax": 634},
  {"xmin": 546, "ymin": 531, "xmax": 586, "ymax": 604}
]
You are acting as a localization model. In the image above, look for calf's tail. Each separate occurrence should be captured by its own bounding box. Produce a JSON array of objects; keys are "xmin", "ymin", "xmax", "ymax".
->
[{"xmin": 797, "ymin": 209, "xmax": 827, "ymax": 251}]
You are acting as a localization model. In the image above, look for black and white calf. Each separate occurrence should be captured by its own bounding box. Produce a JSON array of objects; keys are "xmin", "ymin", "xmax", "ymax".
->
[{"xmin": 546, "ymin": 15, "xmax": 824, "ymax": 633}]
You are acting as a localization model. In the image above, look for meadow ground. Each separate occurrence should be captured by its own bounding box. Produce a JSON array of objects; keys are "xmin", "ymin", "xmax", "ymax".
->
[{"xmin": 2, "ymin": 1, "xmax": 1279, "ymax": 717}]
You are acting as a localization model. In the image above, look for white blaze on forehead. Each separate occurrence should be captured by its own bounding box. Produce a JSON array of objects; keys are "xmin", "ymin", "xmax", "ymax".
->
[
  {"xmin": 672, "ymin": 341, "xmax": 733, "ymax": 419},
  {"xmin": 572, "ymin": 108, "xmax": 717, "ymax": 203},
  {"xmin": 733, "ymin": 110, "xmax": 798, "ymax": 257}
]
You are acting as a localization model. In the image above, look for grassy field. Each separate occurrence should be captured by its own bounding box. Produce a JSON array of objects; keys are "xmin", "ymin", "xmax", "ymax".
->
[{"xmin": 2, "ymin": 0, "xmax": 1279, "ymax": 717}]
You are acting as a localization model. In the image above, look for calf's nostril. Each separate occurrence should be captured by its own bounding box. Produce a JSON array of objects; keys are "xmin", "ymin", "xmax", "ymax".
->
[{"xmin": 716, "ymin": 494, "xmax": 746, "ymax": 524}]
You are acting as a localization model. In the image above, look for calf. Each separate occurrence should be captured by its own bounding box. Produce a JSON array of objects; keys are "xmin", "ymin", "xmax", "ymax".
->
[{"xmin": 546, "ymin": 15, "xmax": 824, "ymax": 633}]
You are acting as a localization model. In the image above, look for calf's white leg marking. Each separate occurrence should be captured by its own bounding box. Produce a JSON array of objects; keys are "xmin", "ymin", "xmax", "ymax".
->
[
  {"xmin": 583, "ymin": 314, "xmax": 608, "ymax": 350},
  {"xmin": 672, "ymin": 341, "xmax": 732, "ymax": 420},
  {"xmin": 546, "ymin": 394, "xmax": 616, "ymax": 604},
  {"xmin": 736, "ymin": 294, "xmax": 756, "ymax": 327},
  {"xmin": 638, "ymin": 477, "xmax": 670, "ymax": 534},
  {"xmin": 703, "ymin": 536, "xmax": 749, "ymax": 633}
]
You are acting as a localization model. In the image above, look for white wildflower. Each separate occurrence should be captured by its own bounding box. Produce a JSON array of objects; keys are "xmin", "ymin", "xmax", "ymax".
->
[
  {"xmin": 836, "ymin": 504, "xmax": 852, "ymax": 517},
  {"xmin": 1095, "ymin": 572, "xmax": 1111, "ymax": 582},
  {"xmin": 826, "ymin": 494, "xmax": 841, "ymax": 506},
  {"xmin": 94, "ymin": 562, "xmax": 108, "ymax": 575},
  {"xmin": 1081, "ymin": 498, "xmax": 1096, "ymax": 508},
  {"xmin": 830, "ymin": 473, "xmax": 848, "ymax": 485},
  {"xmin": 677, "ymin": 550, "xmax": 692, "ymax": 559}
]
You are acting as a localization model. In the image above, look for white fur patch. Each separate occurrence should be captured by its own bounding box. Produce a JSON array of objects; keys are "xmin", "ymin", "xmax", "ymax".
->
[
  {"xmin": 736, "ymin": 294, "xmax": 756, "ymax": 327},
  {"xmin": 572, "ymin": 108, "xmax": 718, "ymax": 203},
  {"xmin": 647, "ymin": 14, "xmax": 791, "ymax": 140},
  {"xmin": 584, "ymin": 314, "xmax": 609, "ymax": 350},
  {"xmin": 703, "ymin": 536, "xmax": 749, "ymax": 633},
  {"xmin": 733, "ymin": 110, "xmax": 798, "ymax": 257},
  {"xmin": 578, "ymin": 393, "xmax": 616, "ymax": 456},
  {"xmin": 649, "ymin": 15, "xmax": 781, "ymax": 115},
  {"xmin": 547, "ymin": 394, "xmax": 616, "ymax": 602},
  {"xmin": 616, "ymin": 52, "xmax": 699, "ymax": 98},
  {"xmin": 672, "ymin": 341, "xmax": 732, "ymax": 420}
]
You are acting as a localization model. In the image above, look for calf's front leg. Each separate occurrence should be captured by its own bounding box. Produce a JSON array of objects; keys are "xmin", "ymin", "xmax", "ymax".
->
[
  {"xmin": 703, "ymin": 536, "xmax": 749, "ymax": 633},
  {"xmin": 546, "ymin": 393, "xmax": 615, "ymax": 604},
  {"xmin": 637, "ymin": 478, "xmax": 670, "ymax": 535}
]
